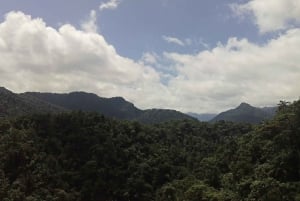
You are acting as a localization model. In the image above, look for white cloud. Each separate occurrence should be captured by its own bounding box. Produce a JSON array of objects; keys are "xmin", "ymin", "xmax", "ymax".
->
[
  {"xmin": 141, "ymin": 52, "xmax": 158, "ymax": 65},
  {"xmin": 163, "ymin": 36, "xmax": 206, "ymax": 48},
  {"xmin": 164, "ymin": 29, "xmax": 300, "ymax": 112},
  {"xmin": 81, "ymin": 10, "xmax": 98, "ymax": 33},
  {"xmin": 0, "ymin": 11, "xmax": 300, "ymax": 114},
  {"xmin": 0, "ymin": 11, "xmax": 168, "ymax": 109},
  {"xmin": 162, "ymin": 35, "xmax": 185, "ymax": 46},
  {"xmin": 99, "ymin": 0, "xmax": 121, "ymax": 11},
  {"xmin": 231, "ymin": 0, "xmax": 300, "ymax": 33}
]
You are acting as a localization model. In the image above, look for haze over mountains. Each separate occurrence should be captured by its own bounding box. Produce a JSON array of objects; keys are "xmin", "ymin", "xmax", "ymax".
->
[{"xmin": 187, "ymin": 113, "xmax": 217, "ymax": 122}]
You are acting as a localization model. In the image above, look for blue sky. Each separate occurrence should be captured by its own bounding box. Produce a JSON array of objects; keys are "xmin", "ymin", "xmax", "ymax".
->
[
  {"xmin": 0, "ymin": 0, "xmax": 260, "ymax": 59},
  {"xmin": 0, "ymin": 0, "xmax": 300, "ymax": 113}
]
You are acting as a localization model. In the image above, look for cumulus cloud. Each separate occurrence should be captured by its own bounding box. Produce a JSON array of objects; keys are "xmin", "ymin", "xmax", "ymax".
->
[
  {"xmin": 99, "ymin": 0, "xmax": 121, "ymax": 11},
  {"xmin": 0, "ymin": 11, "xmax": 168, "ymax": 109},
  {"xmin": 231, "ymin": 0, "xmax": 300, "ymax": 33},
  {"xmin": 0, "ymin": 11, "xmax": 300, "ymax": 114},
  {"xmin": 164, "ymin": 29, "xmax": 300, "ymax": 112}
]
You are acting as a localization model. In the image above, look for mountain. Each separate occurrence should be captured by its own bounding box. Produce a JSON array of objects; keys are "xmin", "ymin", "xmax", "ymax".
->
[
  {"xmin": 187, "ymin": 112, "xmax": 217, "ymax": 121},
  {"xmin": 23, "ymin": 92, "xmax": 142, "ymax": 120},
  {"xmin": 139, "ymin": 109, "xmax": 197, "ymax": 124},
  {"xmin": 261, "ymin": 106, "xmax": 277, "ymax": 116},
  {"xmin": 1, "ymin": 99, "xmax": 299, "ymax": 200},
  {"xmin": 22, "ymin": 91, "xmax": 195, "ymax": 123},
  {"xmin": 210, "ymin": 102, "xmax": 277, "ymax": 124},
  {"xmin": 2, "ymin": 87, "xmax": 280, "ymax": 124},
  {"xmin": 0, "ymin": 87, "xmax": 65, "ymax": 117}
]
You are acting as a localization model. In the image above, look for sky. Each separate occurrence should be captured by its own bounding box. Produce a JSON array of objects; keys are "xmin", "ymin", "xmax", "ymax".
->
[{"xmin": 0, "ymin": 0, "xmax": 300, "ymax": 113}]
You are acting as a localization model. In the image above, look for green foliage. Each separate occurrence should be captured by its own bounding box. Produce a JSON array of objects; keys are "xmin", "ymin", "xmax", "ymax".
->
[
  {"xmin": 0, "ymin": 99, "xmax": 299, "ymax": 200},
  {"xmin": 211, "ymin": 102, "xmax": 276, "ymax": 124},
  {"xmin": 0, "ymin": 87, "xmax": 64, "ymax": 117},
  {"xmin": 24, "ymin": 91, "xmax": 195, "ymax": 124}
]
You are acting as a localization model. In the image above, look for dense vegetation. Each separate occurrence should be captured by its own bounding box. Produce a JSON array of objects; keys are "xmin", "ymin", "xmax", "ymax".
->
[
  {"xmin": 0, "ymin": 87, "xmax": 64, "ymax": 117},
  {"xmin": 211, "ymin": 102, "xmax": 276, "ymax": 124},
  {"xmin": 24, "ymin": 92, "xmax": 195, "ymax": 123},
  {"xmin": 23, "ymin": 92, "xmax": 142, "ymax": 120},
  {"xmin": 0, "ymin": 100, "xmax": 299, "ymax": 200},
  {"xmin": 0, "ymin": 87, "xmax": 195, "ymax": 124}
]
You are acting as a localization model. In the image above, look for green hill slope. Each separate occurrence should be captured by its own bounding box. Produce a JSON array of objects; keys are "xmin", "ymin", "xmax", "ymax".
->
[
  {"xmin": 0, "ymin": 99, "xmax": 299, "ymax": 200},
  {"xmin": 0, "ymin": 87, "xmax": 65, "ymax": 117},
  {"xmin": 24, "ymin": 91, "xmax": 195, "ymax": 123},
  {"xmin": 24, "ymin": 91, "xmax": 142, "ymax": 119},
  {"xmin": 211, "ymin": 102, "xmax": 277, "ymax": 124}
]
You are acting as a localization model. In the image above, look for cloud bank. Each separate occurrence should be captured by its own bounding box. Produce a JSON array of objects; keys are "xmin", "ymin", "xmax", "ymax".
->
[
  {"xmin": 0, "ymin": 11, "xmax": 300, "ymax": 113},
  {"xmin": 0, "ymin": 11, "xmax": 168, "ymax": 109},
  {"xmin": 164, "ymin": 31, "xmax": 300, "ymax": 112},
  {"xmin": 231, "ymin": 0, "xmax": 300, "ymax": 33}
]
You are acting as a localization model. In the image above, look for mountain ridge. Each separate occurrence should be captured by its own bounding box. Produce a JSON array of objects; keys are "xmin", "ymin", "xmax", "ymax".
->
[
  {"xmin": 0, "ymin": 87, "xmax": 66, "ymax": 117},
  {"xmin": 210, "ymin": 102, "xmax": 277, "ymax": 124},
  {"xmin": 24, "ymin": 91, "xmax": 196, "ymax": 123},
  {"xmin": 23, "ymin": 91, "xmax": 142, "ymax": 120},
  {"xmin": 0, "ymin": 87, "xmax": 194, "ymax": 123},
  {"xmin": 1, "ymin": 87, "xmax": 278, "ymax": 124}
]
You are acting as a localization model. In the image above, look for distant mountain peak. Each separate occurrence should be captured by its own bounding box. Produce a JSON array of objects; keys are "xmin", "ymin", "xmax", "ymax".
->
[
  {"xmin": 0, "ymin": 87, "xmax": 13, "ymax": 94},
  {"xmin": 69, "ymin": 91, "xmax": 100, "ymax": 98},
  {"xmin": 111, "ymin": 96, "xmax": 124, "ymax": 100},
  {"xmin": 238, "ymin": 102, "xmax": 252, "ymax": 108},
  {"xmin": 211, "ymin": 102, "xmax": 276, "ymax": 124},
  {"xmin": 110, "ymin": 96, "xmax": 126, "ymax": 102}
]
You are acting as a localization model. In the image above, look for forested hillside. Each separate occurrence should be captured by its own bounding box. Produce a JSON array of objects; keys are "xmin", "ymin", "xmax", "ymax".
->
[
  {"xmin": 0, "ymin": 87, "xmax": 65, "ymax": 117},
  {"xmin": 0, "ymin": 100, "xmax": 299, "ymax": 200},
  {"xmin": 211, "ymin": 102, "xmax": 276, "ymax": 124},
  {"xmin": 22, "ymin": 91, "xmax": 195, "ymax": 124},
  {"xmin": 23, "ymin": 92, "xmax": 142, "ymax": 120}
]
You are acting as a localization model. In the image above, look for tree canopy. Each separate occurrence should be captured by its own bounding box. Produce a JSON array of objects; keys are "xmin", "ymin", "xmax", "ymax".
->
[{"xmin": 0, "ymin": 100, "xmax": 299, "ymax": 200}]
